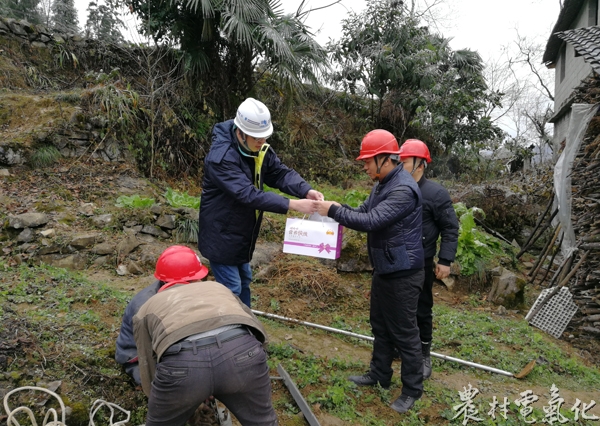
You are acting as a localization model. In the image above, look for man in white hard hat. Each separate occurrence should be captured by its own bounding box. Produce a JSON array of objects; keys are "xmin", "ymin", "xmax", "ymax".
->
[{"xmin": 199, "ymin": 98, "xmax": 323, "ymax": 307}]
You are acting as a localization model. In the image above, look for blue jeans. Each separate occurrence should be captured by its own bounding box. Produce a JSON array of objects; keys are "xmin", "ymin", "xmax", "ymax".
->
[{"xmin": 210, "ymin": 262, "xmax": 252, "ymax": 307}]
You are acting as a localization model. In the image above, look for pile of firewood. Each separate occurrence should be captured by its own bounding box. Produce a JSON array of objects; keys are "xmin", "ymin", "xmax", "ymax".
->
[
  {"xmin": 523, "ymin": 75, "xmax": 600, "ymax": 338},
  {"xmin": 517, "ymin": 75, "xmax": 600, "ymax": 338},
  {"xmin": 569, "ymin": 112, "xmax": 600, "ymax": 336}
]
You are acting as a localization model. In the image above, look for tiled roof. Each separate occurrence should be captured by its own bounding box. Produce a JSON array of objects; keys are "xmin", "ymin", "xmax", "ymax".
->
[
  {"xmin": 543, "ymin": 0, "xmax": 584, "ymax": 64},
  {"xmin": 556, "ymin": 26, "xmax": 600, "ymax": 74}
]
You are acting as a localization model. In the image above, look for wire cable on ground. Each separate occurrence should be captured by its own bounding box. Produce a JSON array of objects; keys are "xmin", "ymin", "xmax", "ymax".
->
[{"xmin": 3, "ymin": 386, "xmax": 132, "ymax": 426}]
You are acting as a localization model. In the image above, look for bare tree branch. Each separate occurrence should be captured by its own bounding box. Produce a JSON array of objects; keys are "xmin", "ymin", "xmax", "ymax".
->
[
  {"xmin": 514, "ymin": 32, "xmax": 555, "ymax": 101},
  {"xmin": 295, "ymin": 0, "xmax": 342, "ymax": 20}
]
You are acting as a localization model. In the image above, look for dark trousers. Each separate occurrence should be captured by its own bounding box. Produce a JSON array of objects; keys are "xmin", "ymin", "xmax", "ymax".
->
[
  {"xmin": 369, "ymin": 269, "xmax": 424, "ymax": 398},
  {"xmin": 417, "ymin": 257, "xmax": 435, "ymax": 343},
  {"xmin": 145, "ymin": 334, "xmax": 278, "ymax": 426}
]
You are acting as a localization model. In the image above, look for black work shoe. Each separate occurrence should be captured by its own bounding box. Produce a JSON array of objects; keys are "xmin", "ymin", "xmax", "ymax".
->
[
  {"xmin": 390, "ymin": 394, "xmax": 419, "ymax": 413},
  {"xmin": 423, "ymin": 355, "xmax": 432, "ymax": 380},
  {"xmin": 348, "ymin": 373, "xmax": 390, "ymax": 389}
]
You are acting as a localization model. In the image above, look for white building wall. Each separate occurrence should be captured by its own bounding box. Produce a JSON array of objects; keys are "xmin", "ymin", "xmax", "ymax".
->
[
  {"xmin": 553, "ymin": 113, "xmax": 570, "ymax": 156},
  {"xmin": 553, "ymin": 0, "xmax": 596, "ymax": 150},
  {"xmin": 554, "ymin": 1, "xmax": 594, "ymax": 109}
]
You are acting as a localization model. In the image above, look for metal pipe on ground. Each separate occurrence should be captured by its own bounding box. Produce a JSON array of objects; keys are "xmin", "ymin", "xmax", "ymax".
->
[
  {"xmin": 277, "ymin": 364, "xmax": 321, "ymax": 426},
  {"xmin": 253, "ymin": 310, "xmax": 535, "ymax": 379}
]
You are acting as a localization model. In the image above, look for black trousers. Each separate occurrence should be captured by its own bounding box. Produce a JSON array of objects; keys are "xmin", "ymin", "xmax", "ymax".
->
[
  {"xmin": 146, "ymin": 333, "xmax": 277, "ymax": 426},
  {"xmin": 369, "ymin": 269, "xmax": 424, "ymax": 398},
  {"xmin": 417, "ymin": 257, "xmax": 435, "ymax": 343}
]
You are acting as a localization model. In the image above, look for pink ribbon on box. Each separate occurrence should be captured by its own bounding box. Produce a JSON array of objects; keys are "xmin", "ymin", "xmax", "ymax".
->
[
  {"xmin": 284, "ymin": 241, "xmax": 336, "ymax": 252},
  {"xmin": 318, "ymin": 243, "xmax": 332, "ymax": 253}
]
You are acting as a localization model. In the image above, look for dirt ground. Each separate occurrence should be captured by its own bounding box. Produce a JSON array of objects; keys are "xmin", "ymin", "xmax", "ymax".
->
[
  {"xmin": 252, "ymin": 280, "xmax": 600, "ymax": 425},
  {"xmin": 2, "ymin": 160, "xmax": 600, "ymax": 426}
]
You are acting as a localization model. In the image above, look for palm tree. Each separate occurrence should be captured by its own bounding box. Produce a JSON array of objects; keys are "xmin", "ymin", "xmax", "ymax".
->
[{"xmin": 128, "ymin": 0, "xmax": 328, "ymax": 118}]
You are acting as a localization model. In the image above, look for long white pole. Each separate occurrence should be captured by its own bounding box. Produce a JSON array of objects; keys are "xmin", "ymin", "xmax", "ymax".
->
[{"xmin": 253, "ymin": 310, "xmax": 515, "ymax": 378}]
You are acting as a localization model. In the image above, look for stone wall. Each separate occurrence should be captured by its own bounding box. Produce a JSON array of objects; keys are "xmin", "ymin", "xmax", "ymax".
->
[
  {"xmin": 6, "ymin": 204, "xmax": 199, "ymax": 275},
  {"xmin": 0, "ymin": 16, "xmax": 88, "ymax": 48},
  {"xmin": 0, "ymin": 17, "xmax": 130, "ymax": 166}
]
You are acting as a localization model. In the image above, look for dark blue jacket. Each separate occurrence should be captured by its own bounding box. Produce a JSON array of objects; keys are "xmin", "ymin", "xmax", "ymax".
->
[
  {"xmin": 418, "ymin": 177, "xmax": 459, "ymax": 265},
  {"xmin": 198, "ymin": 120, "xmax": 312, "ymax": 265},
  {"xmin": 328, "ymin": 166, "xmax": 424, "ymax": 274},
  {"xmin": 115, "ymin": 280, "xmax": 162, "ymax": 385}
]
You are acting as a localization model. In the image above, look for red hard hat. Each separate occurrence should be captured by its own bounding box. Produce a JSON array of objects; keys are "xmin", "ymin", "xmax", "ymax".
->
[
  {"xmin": 356, "ymin": 129, "xmax": 400, "ymax": 160},
  {"xmin": 399, "ymin": 139, "xmax": 432, "ymax": 163},
  {"xmin": 154, "ymin": 245, "xmax": 208, "ymax": 283}
]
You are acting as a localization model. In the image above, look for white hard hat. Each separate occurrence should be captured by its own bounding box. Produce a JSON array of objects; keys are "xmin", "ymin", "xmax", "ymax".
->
[{"xmin": 234, "ymin": 98, "xmax": 273, "ymax": 138}]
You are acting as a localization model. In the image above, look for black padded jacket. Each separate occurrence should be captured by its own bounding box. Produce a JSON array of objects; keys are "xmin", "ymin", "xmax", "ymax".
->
[
  {"xmin": 418, "ymin": 177, "xmax": 459, "ymax": 265},
  {"xmin": 328, "ymin": 166, "xmax": 424, "ymax": 274}
]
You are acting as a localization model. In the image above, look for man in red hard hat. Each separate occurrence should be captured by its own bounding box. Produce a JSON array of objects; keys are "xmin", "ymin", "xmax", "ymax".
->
[
  {"xmin": 316, "ymin": 129, "xmax": 425, "ymax": 414},
  {"xmin": 115, "ymin": 245, "xmax": 209, "ymax": 385},
  {"xmin": 117, "ymin": 245, "xmax": 278, "ymax": 425},
  {"xmin": 399, "ymin": 139, "xmax": 459, "ymax": 380}
]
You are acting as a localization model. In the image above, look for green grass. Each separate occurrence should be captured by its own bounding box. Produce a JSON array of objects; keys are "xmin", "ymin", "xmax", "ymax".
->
[
  {"xmin": 268, "ymin": 343, "xmax": 372, "ymax": 422},
  {"xmin": 0, "ymin": 263, "xmax": 147, "ymax": 425},
  {"xmin": 433, "ymin": 304, "xmax": 600, "ymax": 390},
  {"xmin": 2, "ymin": 261, "xmax": 598, "ymax": 425},
  {"xmin": 260, "ymin": 276, "xmax": 600, "ymax": 425},
  {"xmin": 29, "ymin": 145, "xmax": 61, "ymax": 168},
  {"xmin": 263, "ymin": 182, "xmax": 370, "ymax": 208},
  {"xmin": 174, "ymin": 217, "xmax": 198, "ymax": 243},
  {"xmin": 54, "ymin": 92, "xmax": 82, "ymax": 104}
]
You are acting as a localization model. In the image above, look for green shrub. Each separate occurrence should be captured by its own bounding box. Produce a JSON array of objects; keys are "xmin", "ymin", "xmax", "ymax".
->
[
  {"xmin": 115, "ymin": 194, "xmax": 155, "ymax": 208},
  {"xmin": 164, "ymin": 188, "xmax": 200, "ymax": 209},
  {"xmin": 175, "ymin": 218, "xmax": 198, "ymax": 243},
  {"xmin": 454, "ymin": 202, "xmax": 513, "ymax": 277}
]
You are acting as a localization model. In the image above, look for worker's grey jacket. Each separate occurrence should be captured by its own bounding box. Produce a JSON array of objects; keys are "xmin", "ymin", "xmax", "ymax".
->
[
  {"xmin": 199, "ymin": 120, "xmax": 312, "ymax": 265},
  {"xmin": 133, "ymin": 281, "xmax": 268, "ymax": 396},
  {"xmin": 418, "ymin": 177, "xmax": 459, "ymax": 265},
  {"xmin": 328, "ymin": 165, "xmax": 424, "ymax": 274},
  {"xmin": 115, "ymin": 280, "xmax": 162, "ymax": 384}
]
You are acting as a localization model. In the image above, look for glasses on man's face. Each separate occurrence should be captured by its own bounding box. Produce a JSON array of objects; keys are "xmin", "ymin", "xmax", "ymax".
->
[{"xmin": 250, "ymin": 135, "xmax": 269, "ymax": 143}]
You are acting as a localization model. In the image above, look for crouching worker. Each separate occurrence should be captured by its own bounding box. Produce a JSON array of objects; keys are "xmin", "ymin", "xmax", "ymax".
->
[
  {"xmin": 132, "ymin": 248, "xmax": 278, "ymax": 426},
  {"xmin": 115, "ymin": 245, "xmax": 207, "ymax": 385}
]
